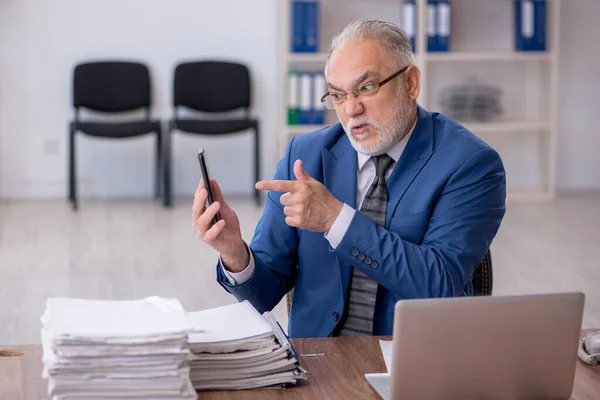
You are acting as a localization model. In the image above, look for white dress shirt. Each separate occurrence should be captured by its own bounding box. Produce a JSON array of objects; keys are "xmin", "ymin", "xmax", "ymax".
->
[{"xmin": 220, "ymin": 118, "xmax": 417, "ymax": 285}]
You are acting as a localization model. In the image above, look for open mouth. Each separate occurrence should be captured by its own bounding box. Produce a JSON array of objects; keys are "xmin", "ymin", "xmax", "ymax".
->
[{"xmin": 351, "ymin": 123, "xmax": 370, "ymax": 136}]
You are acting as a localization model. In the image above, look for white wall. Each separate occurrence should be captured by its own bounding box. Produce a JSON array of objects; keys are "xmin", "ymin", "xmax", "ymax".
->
[
  {"xmin": 0, "ymin": 0, "xmax": 278, "ymax": 199},
  {"xmin": 556, "ymin": 0, "xmax": 600, "ymax": 189},
  {"xmin": 0, "ymin": 0, "xmax": 599, "ymax": 199}
]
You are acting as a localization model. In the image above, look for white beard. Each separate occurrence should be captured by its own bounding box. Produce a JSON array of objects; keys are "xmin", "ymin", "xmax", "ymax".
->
[{"xmin": 342, "ymin": 91, "xmax": 415, "ymax": 156}]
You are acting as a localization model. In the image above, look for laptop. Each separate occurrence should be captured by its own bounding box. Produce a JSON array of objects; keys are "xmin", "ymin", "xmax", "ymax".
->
[{"xmin": 365, "ymin": 292, "xmax": 585, "ymax": 400}]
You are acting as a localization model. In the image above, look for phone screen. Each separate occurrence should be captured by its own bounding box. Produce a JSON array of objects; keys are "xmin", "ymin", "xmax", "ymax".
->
[{"xmin": 197, "ymin": 148, "xmax": 220, "ymax": 225}]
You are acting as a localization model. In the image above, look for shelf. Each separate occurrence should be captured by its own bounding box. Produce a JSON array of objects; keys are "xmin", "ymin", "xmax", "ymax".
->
[
  {"xmin": 278, "ymin": 0, "xmax": 561, "ymax": 200},
  {"xmin": 287, "ymin": 52, "xmax": 328, "ymax": 63},
  {"xmin": 460, "ymin": 120, "xmax": 550, "ymax": 134},
  {"xmin": 426, "ymin": 51, "xmax": 554, "ymax": 62},
  {"xmin": 286, "ymin": 51, "xmax": 553, "ymax": 65}
]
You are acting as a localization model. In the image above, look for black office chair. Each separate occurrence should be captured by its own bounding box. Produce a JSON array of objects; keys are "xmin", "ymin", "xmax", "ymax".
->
[
  {"xmin": 164, "ymin": 61, "xmax": 260, "ymax": 207},
  {"xmin": 69, "ymin": 61, "xmax": 163, "ymax": 210},
  {"xmin": 472, "ymin": 249, "xmax": 493, "ymax": 296}
]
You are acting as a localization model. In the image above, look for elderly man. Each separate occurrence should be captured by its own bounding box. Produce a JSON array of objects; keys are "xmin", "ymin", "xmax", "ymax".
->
[{"xmin": 192, "ymin": 19, "xmax": 506, "ymax": 338}]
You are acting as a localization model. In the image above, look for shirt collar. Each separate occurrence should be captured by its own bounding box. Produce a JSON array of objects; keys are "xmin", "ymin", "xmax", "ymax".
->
[{"xmin": 357, "ymin": 114, "xmax": 418, "ymax": 172}]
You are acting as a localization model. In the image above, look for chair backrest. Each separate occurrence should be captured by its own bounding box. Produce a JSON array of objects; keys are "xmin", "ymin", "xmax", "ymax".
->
[
  {"xmin": 73, "ymin": 61, "xmax": 151, "ymax": 113},
  {"xmin": 173, "ymin": 61, "xmax": 251, "ymax": 113},
  {"xmin": 472, "ymin": 250, "xmax": 493, "ymax": 296}
]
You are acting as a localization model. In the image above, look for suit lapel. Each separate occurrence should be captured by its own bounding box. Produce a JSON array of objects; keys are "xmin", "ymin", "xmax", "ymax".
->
[
  {"xmin": 322, "ymin": 127, "xmax": 357, "ymax": 209},
  {"xmin": 322, "ymin": 126, "xmax": 357, "ymax": 297},
  {"xmin": 385, "ymin": 105, "xmax": 435, "ymax": 227}
]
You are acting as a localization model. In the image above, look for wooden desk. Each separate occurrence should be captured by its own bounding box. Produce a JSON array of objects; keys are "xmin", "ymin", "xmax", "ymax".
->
[{"xmin": 1, "ymin": 333, "xmax": 599, "ymax": 400}]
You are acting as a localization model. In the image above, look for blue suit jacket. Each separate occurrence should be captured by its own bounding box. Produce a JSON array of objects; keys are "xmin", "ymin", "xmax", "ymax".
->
[{"xmin": 216, "ymin": 106, "xmax": 506, "ymax": 337}]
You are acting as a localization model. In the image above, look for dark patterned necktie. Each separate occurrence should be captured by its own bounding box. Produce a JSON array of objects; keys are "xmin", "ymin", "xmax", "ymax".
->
[{"xmin": 338, "ymin": 153, "xmax": 394, "ymax": 336}]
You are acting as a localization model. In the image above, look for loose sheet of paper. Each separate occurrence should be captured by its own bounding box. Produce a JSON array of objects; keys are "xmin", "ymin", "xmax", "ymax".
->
[{"xmin": 379, "ymin": 340, "xmax": 392, "ymax": 373}]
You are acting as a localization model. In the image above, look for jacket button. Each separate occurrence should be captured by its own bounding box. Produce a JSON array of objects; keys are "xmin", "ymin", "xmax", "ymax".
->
[
  {"xmin": 357, "ymin": 253, "xmax": 365, "ymax": 261},
  {"xmin": 371, "ymin": 261, "xmax": 378, "ymax": 268},
  {"xmin": 364, "ymin": 257, "xmax": 372, "ymax": 264},
  {"xmin": 351, "ymin": 248, "xmax": 359, "ymax": 257},
  {"xmin": 332, "ymin": 311, "xmax": 339, "ymax": 321}
]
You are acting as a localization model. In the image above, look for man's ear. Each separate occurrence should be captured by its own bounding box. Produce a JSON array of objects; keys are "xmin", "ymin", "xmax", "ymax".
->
[{"xmin": 404, "ymin": 65, "xmax": 421, "ymax": 100}]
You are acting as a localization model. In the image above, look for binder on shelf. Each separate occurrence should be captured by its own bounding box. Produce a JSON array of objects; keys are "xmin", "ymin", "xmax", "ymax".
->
[
  {"xmin": 515, "ymin": 0, "xmax": 547, "ymax": 51},
  {"xmin": 299, "ymin": 72, "xmax": 312, "ymax": 125},
  {"xmin": 532, "ymin": 0, "xmax": 547, "ymax": 51},
  {"xmin": 291, "ymin": 1, "xmax": 305, "ymax": 52},
  {"xmin": 435, "ymin": 0, "xmax": 451, "ymax": 52},
  {"xmin": 288, "ymin": 70, "xmax": 327, "ymax": 128},
  {"xmin": 304, "ymin": 1, "xmax": 319, "ymax": 53},
  {"xmin": 311, "ymin": 73, "xmax": 326, "ymax": 125},
  {"xmin": 515, "ymin": 0, "xmax": 534, "ymax": 51},
  {"xmin": 287, "ymin": 71, "xmax": 300, "ymax": 126},
  {"xmin": 401, "ymin": 0, "xmax": 416, "ymax": 52},
  {"xmin": 290, "ymin": 1, "xmax": 319, "ymax": 53},
  {"xmin": 427, "ymin": 0, "xmax": 438, "ymax": 52}
]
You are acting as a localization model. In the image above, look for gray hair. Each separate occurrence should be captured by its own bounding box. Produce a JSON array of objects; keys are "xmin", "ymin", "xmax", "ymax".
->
[{"xmin": 324, "ymin": 19, "xmax": 416, "ymax": 78}]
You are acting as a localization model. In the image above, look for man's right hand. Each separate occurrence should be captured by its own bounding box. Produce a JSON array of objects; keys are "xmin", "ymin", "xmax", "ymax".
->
[{"xmin": 192, "ymin": 178, "xmax": 249, "ymax": 272}]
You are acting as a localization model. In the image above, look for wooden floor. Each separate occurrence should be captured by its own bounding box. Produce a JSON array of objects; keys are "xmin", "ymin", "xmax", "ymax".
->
[{"xmin": 0, "ymin": 191, "xmax": 599, "ymax": 344}]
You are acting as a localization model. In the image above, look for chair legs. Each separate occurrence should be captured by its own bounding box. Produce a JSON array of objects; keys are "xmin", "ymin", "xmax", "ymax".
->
[
  {"xmin": 69, "ymin": 125, "xmax": 169, "ymax": 211},
  {"xmin": 163, "ymin": 123, "xmax": 172, "ymax": 208},
  {"xmin": 68, "ymin": 126, "xmax": 78, "ymax": 211},
  {"xmin": 66, "ymin": 121, "xmax": 255, "ymax": 210},
  {"xmin": 161, "ymin": 122, "xmax": 259, "ymax": 208},
  {"xmin": 254, "ymin": 122, "xmax": 261, "ymax": 206},
  {"xmin": 155, "ymin": 127, "xmax": 162, "ymax": 200}
]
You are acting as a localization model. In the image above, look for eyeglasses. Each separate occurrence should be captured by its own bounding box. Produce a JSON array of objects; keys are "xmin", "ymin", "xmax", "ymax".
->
[{"xmin": 320, "ymin": 65, "xmax": 410, "ymax": 110}]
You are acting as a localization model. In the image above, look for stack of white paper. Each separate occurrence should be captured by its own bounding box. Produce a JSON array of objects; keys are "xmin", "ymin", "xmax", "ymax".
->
[
  {"xmin": 40, "ymin": 296, "xmax": 197, "ymax": 400},
  {"xmin": 187, "ymin": 301, "xmax": 307, "ymax": 391}
]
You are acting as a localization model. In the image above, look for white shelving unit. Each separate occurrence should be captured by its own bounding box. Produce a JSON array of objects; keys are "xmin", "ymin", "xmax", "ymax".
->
[
  {"xmin": 425, "ymin": 51, "xmax": 554, "ymax": 62},
  {"xmin": 276, "ymin": 0, "xmax": 560, "ymax": 200}
]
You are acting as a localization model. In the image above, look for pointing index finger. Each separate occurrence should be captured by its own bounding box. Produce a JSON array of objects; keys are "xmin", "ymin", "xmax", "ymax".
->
[{"xmin": 255, "ymin": 180, "xmax": 303, "ymax": 193}]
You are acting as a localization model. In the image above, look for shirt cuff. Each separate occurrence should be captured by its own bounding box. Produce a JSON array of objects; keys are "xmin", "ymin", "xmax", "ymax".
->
[
  {"xmin": 220, "ymin": 243, "xmax": 255, "ymax": 285},
  {"xmin": 324, "ymin": 203, "xmax": 355, "ymax": 249}
]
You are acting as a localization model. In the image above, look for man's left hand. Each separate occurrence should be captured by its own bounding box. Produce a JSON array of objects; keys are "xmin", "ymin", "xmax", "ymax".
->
[{"xmin": 255, "ymin": 160, "xmax": 343, "ymax": 233}]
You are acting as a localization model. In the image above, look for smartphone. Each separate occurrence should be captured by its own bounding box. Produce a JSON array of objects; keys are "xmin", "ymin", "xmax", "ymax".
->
[{"xmin": 197, "ymin": 148, "xmax": 220, "ymax": 225}]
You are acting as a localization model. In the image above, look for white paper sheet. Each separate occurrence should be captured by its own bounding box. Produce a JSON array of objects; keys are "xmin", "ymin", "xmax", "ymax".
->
[
  {"xmin": 43, "ymin": 296, "xmax": 193, "ymax": 340},
  {"xmin": 379, "ymin": 339, "xmax": 393, "ymax": 373},
  {"xmin": 41, "ymin": 296, "xmax": 196, "ymax": 399},
  {"xmin": 187, "ymin": 301, "xmax": 273, "ymax": 345}
]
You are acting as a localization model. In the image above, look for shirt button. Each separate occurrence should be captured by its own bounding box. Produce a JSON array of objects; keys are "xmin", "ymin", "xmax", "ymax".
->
[
  {"xmin": 332, "ymin": 311, "xmax": 339, "ymax": 321},
  {"xmin": 371, "ymin": 261, "xmax": 378, "ymax": 268},
  {"xmin": 351, "ymin": 248, "xmax": 359, "ymax": 257},
  {"xmin": 357, "ymin": 253, "xmax": 365, "ymax": 261},
  {"xmin": 364, "ymin": 257, "xmax": 372, "ymax": 264}
]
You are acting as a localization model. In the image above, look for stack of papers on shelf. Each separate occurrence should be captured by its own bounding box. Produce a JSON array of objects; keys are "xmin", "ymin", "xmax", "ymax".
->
[
  {"xmin": 187, "ymin": 300, "xmax": 308, "ymax": 390},
  {"xmin": 40, "ymin": 296, "xmax": 197, "ymax": 400}
]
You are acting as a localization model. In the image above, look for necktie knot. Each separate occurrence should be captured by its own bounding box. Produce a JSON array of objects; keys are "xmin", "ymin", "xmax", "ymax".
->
[{"xmin": 373, "ymin": 153, "xmax": 394, "ymax": 178}]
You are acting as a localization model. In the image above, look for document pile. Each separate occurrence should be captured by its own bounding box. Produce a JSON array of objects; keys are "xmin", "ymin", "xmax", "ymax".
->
[
  {"xmin": 40, "ymin": 296, "xmax": 197, "ymax": 400},
  {"xmin": 187, "ymin": 300, "xmax": 307, "ymax": 390}
]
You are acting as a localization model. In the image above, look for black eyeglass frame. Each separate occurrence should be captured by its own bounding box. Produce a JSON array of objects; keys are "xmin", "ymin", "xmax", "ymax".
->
[{"xmin": 320, "ymin": 64, "xmax": 410, "ymax": 108}]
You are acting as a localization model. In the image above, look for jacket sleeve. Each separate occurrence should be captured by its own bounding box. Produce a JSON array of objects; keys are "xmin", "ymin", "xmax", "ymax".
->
[
  {"xmin": 216, "ymin": 137, "xmax": 299, "ymax": 313},
  {"xmin": 333, "ymin": 148, "xmax": 506, "ymax": 298}
]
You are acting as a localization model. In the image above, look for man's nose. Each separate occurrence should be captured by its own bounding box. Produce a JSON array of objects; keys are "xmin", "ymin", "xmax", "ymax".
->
[{"xmin": 344, "ymin": 93, "xmax": 365, "ymax": 118}]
